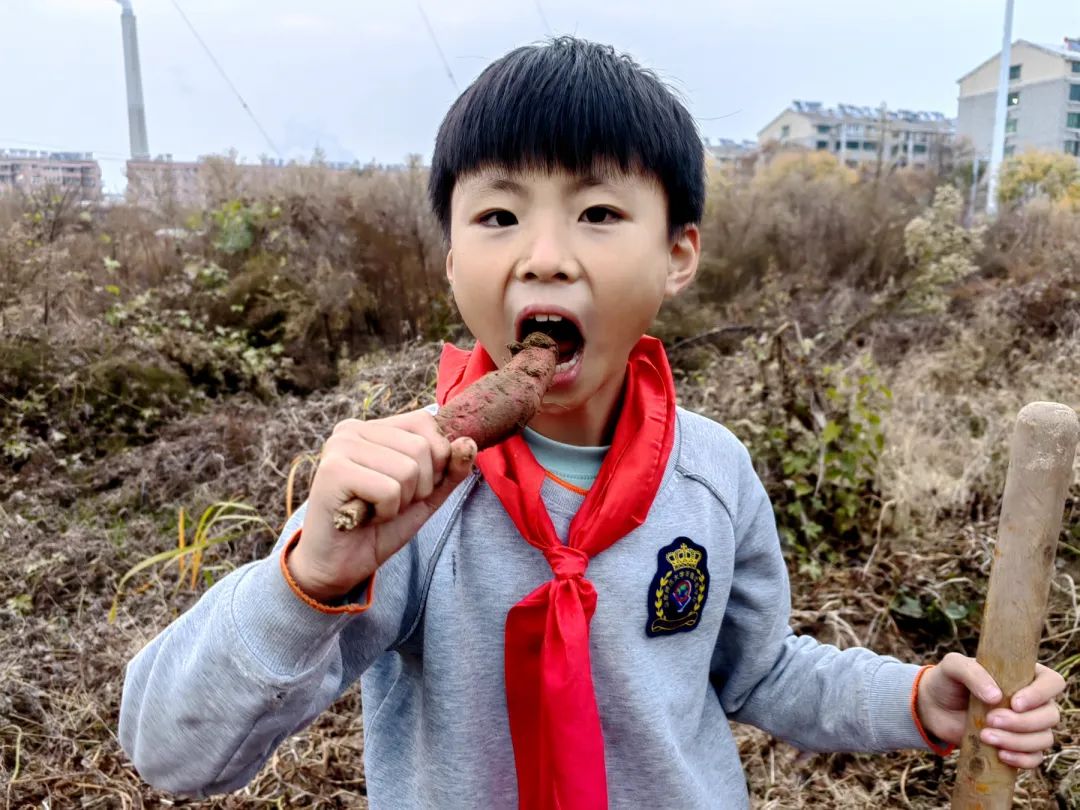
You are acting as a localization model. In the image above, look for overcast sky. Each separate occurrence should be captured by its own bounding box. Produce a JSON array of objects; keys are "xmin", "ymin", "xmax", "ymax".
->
[{"xmin": 4, "ymin": 0, "xmax": 1078, "ymax": 192}]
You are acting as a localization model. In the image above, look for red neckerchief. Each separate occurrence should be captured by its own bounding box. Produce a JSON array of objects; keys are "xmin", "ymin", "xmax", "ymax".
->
[{"xmin": 436, "ymin": 335, "xmax": 676, "ymax": 810}]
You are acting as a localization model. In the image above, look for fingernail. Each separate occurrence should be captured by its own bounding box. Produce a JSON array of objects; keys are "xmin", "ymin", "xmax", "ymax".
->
[
  {"xmin": 1012, "ymin": 698, "xmax": 1025, "ymax": 711},
  {"xmin": 986, "ymin": 689, "xmax": 1002, "ymax": 703},
  {"xmin": 987, "ymin": 714, "xmax": 1001, "ymax": 728},
  {"xmin": 982, "ymin": 731, "xmax": 999, "ymax": 744}
]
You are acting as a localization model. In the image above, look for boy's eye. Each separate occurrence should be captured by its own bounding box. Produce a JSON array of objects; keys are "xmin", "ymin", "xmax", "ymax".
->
[
  {"xmin": 478, "ymin": 209, "xmax": 518, "ymax": 227},
  {"xmin": 580, "ymin": 206, "xmax": 622, "ymax": 225}
]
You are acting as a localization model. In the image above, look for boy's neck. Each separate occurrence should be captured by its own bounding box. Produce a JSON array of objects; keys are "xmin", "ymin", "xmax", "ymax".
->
[{"xmin": 528, "ymin": 369, "xmax": 627, "ymax": 447}]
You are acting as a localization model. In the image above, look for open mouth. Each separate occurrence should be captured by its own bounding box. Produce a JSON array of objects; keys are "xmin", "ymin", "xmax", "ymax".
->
[{"xmin": 516, "ymin": 311, "xmax": 585, "ymax": 374}]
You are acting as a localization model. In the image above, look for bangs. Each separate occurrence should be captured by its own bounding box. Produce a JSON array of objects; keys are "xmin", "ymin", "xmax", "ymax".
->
[{"xmin": 429, "ymin": 37, "xmax": 704, "ymax": 239}]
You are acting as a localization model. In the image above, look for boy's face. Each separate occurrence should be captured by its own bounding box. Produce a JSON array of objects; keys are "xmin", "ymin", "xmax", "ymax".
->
[{"xmin": 446, "ymin": 166, "xmax": 698, "ymax": 437}]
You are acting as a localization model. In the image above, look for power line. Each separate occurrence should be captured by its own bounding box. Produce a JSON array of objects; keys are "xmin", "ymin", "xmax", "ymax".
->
[
  {"xmin": 416, "ymin": 3, "xmax": 459, "ymax": 92},
  {"xmin": 169, "ymin": 0, "xmax": 282, "ymax": 158}
]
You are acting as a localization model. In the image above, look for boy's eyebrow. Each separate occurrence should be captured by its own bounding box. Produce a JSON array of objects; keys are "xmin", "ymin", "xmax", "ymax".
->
[
  {"xmin": 472, "ymin": 175, "xmax": 526, "ymax": 195},
  {"xmin": 570, "ymin": 174, "xmax": 611, "ymax": 192}
]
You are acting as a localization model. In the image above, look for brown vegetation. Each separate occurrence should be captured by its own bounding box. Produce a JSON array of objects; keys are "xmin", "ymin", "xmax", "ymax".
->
[{"xmin": 1, "ymin": 153, "xmax": 1077, "ymax": 807}]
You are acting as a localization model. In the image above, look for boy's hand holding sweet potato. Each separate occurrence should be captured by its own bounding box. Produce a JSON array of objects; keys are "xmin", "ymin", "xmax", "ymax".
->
[{"xmin": 287, "ymin": 410, "xmax": 477, "ymax": 603}]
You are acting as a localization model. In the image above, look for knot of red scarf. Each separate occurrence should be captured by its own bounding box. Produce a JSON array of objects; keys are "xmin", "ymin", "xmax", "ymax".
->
[
  {"xmin": 436, "ymin": 335, "xmax": 676, "ymax": 810},
  {"xmin": 544, "ymin": 545, "xmax": 588, "ymax": 579}
]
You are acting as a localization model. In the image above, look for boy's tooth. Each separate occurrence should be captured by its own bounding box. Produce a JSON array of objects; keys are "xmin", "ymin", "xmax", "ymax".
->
[
  {"xmin": 535, "ymin": 314, "xmax": 549, "ymax": 322},
  {"xmin": 547, "ymin": 314, "xmax": 563, "ymax": 322}
]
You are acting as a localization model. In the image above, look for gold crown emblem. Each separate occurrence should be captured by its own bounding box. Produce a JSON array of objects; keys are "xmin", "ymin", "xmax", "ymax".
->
[{"xmin": 665, "ymin": 542, "xmax": 702, "ymax": 570}]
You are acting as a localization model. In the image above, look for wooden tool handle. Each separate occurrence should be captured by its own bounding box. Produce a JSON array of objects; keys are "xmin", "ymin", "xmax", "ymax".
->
[{"xmin": 951, "ymin": 402, "xmax": 1079, "ymax": 809}]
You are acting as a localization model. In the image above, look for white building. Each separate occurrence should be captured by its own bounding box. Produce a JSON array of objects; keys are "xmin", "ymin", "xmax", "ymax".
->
[
  {"xmin": 758, "ymin": 100, "xmax": 954, "ymax": 171},
  {"xmin": 957, "ymin": 38, "xmax": 1080, "ymax": 159}
]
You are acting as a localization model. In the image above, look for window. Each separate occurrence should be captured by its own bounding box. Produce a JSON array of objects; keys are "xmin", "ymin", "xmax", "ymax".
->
[
  {"xmin": 1066, "ymin": 140, "xmax": 1080, "ymax": 156},
  {"xmin": 816, "ymin": 124, "xmax": 831, "ymax": 134},
  {"xmin": 1004, "ymin": 145, "xmax": 1016, "ymax": 157},
  {"xmin": 1068, "ymin": 112, "xmax": 1080, "ymax": 129},
  {"xmin": 816, "ymin": 140, "xmax": 829, "ymax": 150},
  {"xmin": 1008, "ymin": 91, "xmax": 1020, "ymax": 106},
  {"xmin": 780, "ymin": 124, "xmax": 790, "ymax": 138},
  {"xmin": 1009, "ymin": 64, "xmax": 1021, "ymax": 80},
  {"xmin": 863, "ymin": 141, "xmax": 878, "ymax": 151},
  {"xmin": 1073, "ymin": 61, "xmax": 1080, "ymax": 73},
  {"xmin": 846, "ymin": 140, "xmax": 860, "ymax": 150},
  {"xmin": 1071, "ymin": 84, "xmax": 1080, "ymax": 102},
  {"xmin": 1005, "ymin": 117, "xmax": 1018, "ymax": 133},
  {"xmin": 913, "ymin": 144, "xmax": 928, "ymax": 154}
]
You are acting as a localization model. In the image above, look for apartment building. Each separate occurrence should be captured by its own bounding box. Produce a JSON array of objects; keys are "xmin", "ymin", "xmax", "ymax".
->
[
  {"xmin": 0, "ymin": 149, "xmax": 102, "ymax": 198},
  {"xmin": 126, "ymin": 154, "xmax": 361, "ymax": 210},
  {"xmin": 957, "ymin": 38, "xmax": 1080, "ymax": 158},
  {"xmin": 758, "ymin": 100, "xmax": 954, "ymax": 171}
]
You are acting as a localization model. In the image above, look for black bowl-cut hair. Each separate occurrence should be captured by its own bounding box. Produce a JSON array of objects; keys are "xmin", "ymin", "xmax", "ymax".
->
[{"xmin": 428, "ymin": 37, "xmax": 705, "ymax": 242}]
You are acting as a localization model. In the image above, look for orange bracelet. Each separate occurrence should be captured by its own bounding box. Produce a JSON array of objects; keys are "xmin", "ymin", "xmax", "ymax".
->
[
  {"xmin": 910, "ymin": 664, "xmax": 957, "ymax": 756},
  {"xmin": 279, "ymin": 528, "xmax": 375, "ymax": 615}
]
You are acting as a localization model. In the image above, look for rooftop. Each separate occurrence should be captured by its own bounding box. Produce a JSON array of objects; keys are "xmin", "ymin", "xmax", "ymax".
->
[
  {"xmin": 957, "ymin": 37, "xmax": 1080, "ymax": 82},
  {"xmin": 0, "ymin": 149, "xmax": 96, "ymax": 162},
  {"xmin": 791, "ymin": 100, "xmax": 950, "ymax": 123}
]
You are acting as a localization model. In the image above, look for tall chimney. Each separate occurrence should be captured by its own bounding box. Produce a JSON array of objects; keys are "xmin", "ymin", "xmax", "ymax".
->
[{"xmin": 116, "ymin": 0, "xmax": 150, "ymax": 160}]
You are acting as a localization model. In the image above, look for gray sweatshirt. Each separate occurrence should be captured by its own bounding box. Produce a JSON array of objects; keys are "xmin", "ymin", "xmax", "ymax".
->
[{"xmin": 119, "ymin": 407, "xmax": 930, "ymax": 808}]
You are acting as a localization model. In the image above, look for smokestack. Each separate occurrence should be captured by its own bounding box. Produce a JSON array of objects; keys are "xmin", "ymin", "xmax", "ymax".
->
[{"xmin": 116, "ymin": 0, "xmax": 150, "ymax": 160}]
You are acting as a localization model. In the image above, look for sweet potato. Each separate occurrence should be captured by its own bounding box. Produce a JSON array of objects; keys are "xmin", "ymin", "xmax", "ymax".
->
[{"xmin": 333, "ymin": 332, "xmax": 558, "ymax": 530}]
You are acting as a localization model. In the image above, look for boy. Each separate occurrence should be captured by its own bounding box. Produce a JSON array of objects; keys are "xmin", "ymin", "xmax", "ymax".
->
[{"xmin": 120, "ymin": 37, "xmax": 1065, "ymax": 809}]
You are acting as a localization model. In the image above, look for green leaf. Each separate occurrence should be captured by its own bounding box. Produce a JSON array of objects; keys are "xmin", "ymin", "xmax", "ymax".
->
[
  {"xmin": 942, "ymin": 601, "xmax": 968, "ymax": 621},
  {"xmin": 893, "ymin": 595, "xmax": 924, "ymax": 619},
  {"xmin": 821, "ymin": 421, "xmax": 842, "ymax": 444}
]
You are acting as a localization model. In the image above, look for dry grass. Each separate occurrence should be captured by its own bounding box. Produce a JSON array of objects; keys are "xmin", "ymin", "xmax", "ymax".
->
[{"xmin": 2, "ymin": 168, "xmax": 1079, "ymax": 808}]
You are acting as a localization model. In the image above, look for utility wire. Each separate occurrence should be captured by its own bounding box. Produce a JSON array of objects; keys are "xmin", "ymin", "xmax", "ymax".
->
[
  {"xmin": 416, "ymin": 2, "xmax": 459, "ymax": 92},
  {"xmin": 169, "ymin": 0, "xmax": 282, "ymax": 158}
]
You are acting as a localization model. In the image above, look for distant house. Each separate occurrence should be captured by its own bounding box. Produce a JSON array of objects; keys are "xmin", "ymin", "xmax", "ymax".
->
[
  {"xmin": 0, "ymin": 149, "xmax": 102, "ymax": 198},
  {"xmin": 758, "ymin": 100, "xmax": 954, "ymax": 171},
  {"xmin": 125, "ymin": 154, "xmax": 363, "ymax": 211},
  {"xmin": 957, "ymin": 38, "xmax": 1080, "ymax": 159},
  {"xmin": 703, "ymin": 137, "xmax": 758, "ymax": 174}
]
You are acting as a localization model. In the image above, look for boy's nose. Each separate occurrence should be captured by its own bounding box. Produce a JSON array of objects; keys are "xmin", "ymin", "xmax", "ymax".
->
[{"xmin": 515, "ymin": 231, "xmax": 581, "ymax": 283}]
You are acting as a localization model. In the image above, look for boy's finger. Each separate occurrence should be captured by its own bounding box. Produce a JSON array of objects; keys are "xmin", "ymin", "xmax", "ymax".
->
[
  {"xmin": 445, "ymin": 437, "xmax": 478, "ymax": 483},
  {"xmin": 355, "ymin": 424, "xmax": 437, "ymax": 502},
  {"xmin": 997, "ymin": 749, "xmax": 1043, "ymax": 770},
  {"xmin": 1010, "ymin": 664, "xmax": 1066, "ymax": 711},
  {"xmin": 940, "ymin": 652, "xmax": 1002, "ymax": 703},
  {"xmin": 385, "ymin": 439, "xmax": 476, "ymax": 540},
  {"xmin": 987, "ymin": 702, "xmax": 1060, "ymax": 733},
  {"xmin": 979, "ymin": 726, "xmax": 1054, "ymax": 753}
]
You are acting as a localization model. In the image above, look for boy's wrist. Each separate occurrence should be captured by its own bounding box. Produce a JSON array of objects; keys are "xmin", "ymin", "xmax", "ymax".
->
[
  {"xmin": 283, "ymin": 534, "xmax": 371, "ymax": 606},
  {"xmin": 912, "ymin": 664, "xmax": 956, "ymax": 755}
]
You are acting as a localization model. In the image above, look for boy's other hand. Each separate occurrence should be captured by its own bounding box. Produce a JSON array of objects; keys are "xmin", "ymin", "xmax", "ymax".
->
[
  {"xmin": 288, "ymin": 409, "xmax": 477, "ymax": 603},
  {"xmin": 917, "ymin": 652, "xmax": 1065, "ymax": 768}
]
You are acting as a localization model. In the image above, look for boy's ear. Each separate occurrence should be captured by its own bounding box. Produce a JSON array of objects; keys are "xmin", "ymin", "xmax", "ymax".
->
[
  {"xmin": 665, "ymin": 224, "xmax": 700, "ymax": 298},
  {"xmin": 445, "ymin": 248, "xmax": 455, "ymax": 285}
]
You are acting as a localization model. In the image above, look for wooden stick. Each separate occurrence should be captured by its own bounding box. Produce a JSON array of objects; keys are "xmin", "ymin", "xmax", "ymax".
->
[{"xmin": 951, "ymin": 401, "xmax": 1079, "ymax": 810}]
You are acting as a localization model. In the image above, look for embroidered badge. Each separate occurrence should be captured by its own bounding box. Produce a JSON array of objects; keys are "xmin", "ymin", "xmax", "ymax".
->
[{"xmin": 646, "ymin": 537, "xmax": 709, "ymax": 637}]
